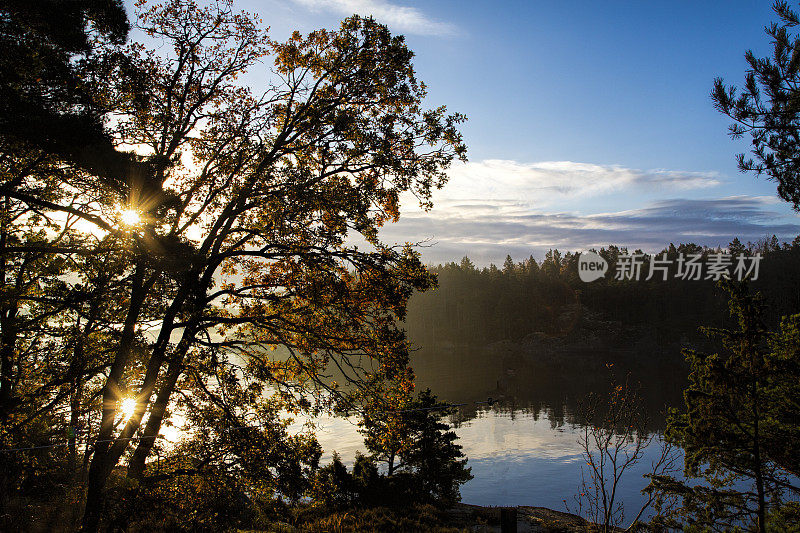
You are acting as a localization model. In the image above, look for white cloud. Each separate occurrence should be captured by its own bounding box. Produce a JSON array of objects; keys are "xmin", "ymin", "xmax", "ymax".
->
[
  {"xmin": 291, "ymin": 0, "xmax": 458, "ymax": 36},
  {"xmin": 364, "ymin": 158, "xmax": 795, "ymax": 264},
  {"xmin": 439, "ymin": 160, "xmax": 722, "ymax": 206},
  {"xmin": 381, "ymin": 195, "xmax": 800, "ymax": 266}
]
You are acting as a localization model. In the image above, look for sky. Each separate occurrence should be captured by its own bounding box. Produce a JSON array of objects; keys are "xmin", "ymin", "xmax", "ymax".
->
[{"xmin": 133, "ymin": 0, "xmax": 800, "ymax": 265}]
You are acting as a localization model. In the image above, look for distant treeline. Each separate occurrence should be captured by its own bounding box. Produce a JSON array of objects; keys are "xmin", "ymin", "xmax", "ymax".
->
[{"xmin": 405, "ymin": 236, "xmax": 800, "ymax": 348}]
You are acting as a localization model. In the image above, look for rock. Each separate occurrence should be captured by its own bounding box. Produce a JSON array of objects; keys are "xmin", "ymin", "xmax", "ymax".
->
[{"xmin": 445, "ymin": 503, "xmax": 590, "ymax": 532}]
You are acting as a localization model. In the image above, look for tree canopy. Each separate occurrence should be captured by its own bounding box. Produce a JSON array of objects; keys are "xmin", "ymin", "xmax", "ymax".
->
[
  {"xmin": 713, "ymin": 0, "xmax": 800, "ymax": 210},
  {"xmin": 653, "ymin": 281, "xmax": 800, "ymax": 532},
  {"xmin": 0, "ymin": 0, "xmax": 466, "ymax": 530}
]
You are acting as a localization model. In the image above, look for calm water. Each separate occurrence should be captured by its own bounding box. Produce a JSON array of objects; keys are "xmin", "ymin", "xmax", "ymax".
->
[
  {"xmin": 314, "ymin": 408, "xmax": 674, "ymax": 515},
  {"xmin": 313, "ymin": 342, "xmax": 688, "ymax": 519}
]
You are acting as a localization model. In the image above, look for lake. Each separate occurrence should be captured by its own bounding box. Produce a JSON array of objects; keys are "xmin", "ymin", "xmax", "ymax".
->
[{"xmin": 312, "ymin": 341, "xmax": 689, "ymax": 521}]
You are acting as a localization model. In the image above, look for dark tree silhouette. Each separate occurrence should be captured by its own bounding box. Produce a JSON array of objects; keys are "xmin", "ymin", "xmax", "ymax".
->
[
  {"xmin": 653, "ymin": 281, "xmax": 800, "ymax": 532},
  {"xmin": 713, "ymin": 1, "xmax": 800, "ymax": 210},
  {"xmin": 358, "ymin": 388, "xmax": 472, "ymax": 507}
]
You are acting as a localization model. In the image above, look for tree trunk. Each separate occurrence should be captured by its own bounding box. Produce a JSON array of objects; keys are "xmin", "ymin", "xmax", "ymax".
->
[
  {"xmin": 125, "ymin": 285, "xmax": 202, "ymax": 480},
  {"xmin": 127, "ymin": 347, "xmax": 186, "ymax": 479},
  {"xmin": 127, "ymin": 263, "xmax": 212, "ymax": 479},
  {"xmin": 0, "ymin": 196, "xmax": 7, "ymax": 409},
  {"xmin": 82, "ymin": 457, "xmax": 111, "ymax": 533},
  {"xmin": 753, "ymin": 383, "xmax": 766, "ymax": 533},
  {"xmin": 81, "ymin": 263, "xmax": 149, "ymax": 532},
  {"xmin": 68, "ymin": 382, "xmax": 80, "ymax": 473}
]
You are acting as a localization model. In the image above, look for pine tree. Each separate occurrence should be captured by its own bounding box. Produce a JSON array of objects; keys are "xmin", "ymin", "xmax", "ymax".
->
[
  {"xmin": 402, "ymin": 389, "xmax": 473, "ymax": 507},
  {"xmin": 713, "ymin": 1, "xmax": 800, "ymax": 210},
  {"xmin": 729, "ymin": 237, "xmax": 746, "ymax": 256},
  {"xmin": 359, "ymin": 388, "xmax": 472, "ymax": 507},
  {"xmin": 654, "ymin": 281, "xmax": 800, "ymax": 532}
]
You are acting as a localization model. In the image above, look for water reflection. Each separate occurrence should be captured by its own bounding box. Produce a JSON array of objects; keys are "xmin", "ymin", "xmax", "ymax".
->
[
  {"xmin": 454, "ymin": 409, "xmax": 674, "ymax": 514},
  {"xmin": 412, "ymin": 342, "xmax": 687, "ymax": 430},
  {"xmin": 313, "ymin": 407, "xmax": 674, "ymax": 517},
  {"xmin": 313, "ymin": 343, "xmax": 689, "ymax": 515}
]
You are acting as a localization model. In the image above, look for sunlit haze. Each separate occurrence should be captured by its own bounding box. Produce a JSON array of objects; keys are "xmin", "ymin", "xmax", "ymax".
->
[{"xmin": 120, "ymin": 209, "xmax": 141, "ymax": 226}]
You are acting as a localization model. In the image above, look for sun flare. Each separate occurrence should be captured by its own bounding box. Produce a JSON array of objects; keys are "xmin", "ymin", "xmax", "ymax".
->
[
  {"xmin": 120, "ymin": 209, "xmax": 141, "ymax": 226},
  {"xmin": 120, "ymin": 398, "xmax": 137, "ymax": 420}
]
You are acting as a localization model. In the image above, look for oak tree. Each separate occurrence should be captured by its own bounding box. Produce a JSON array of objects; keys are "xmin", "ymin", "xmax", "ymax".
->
[{"xmin": 67, "ymin": 0, "xmax": 466, "ymax": 530}]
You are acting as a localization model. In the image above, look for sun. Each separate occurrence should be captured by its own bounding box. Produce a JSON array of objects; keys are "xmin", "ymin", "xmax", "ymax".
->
[
  {"xmin": 120, "ymin": 398, "xmax": 137, "ymax": 420},
  {"xmin": 120, "ymin": 209, "xmax": 141, "ymax": 226}
]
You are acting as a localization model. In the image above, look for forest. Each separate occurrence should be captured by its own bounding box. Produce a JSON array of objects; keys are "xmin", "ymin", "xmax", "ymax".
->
[{"xmin": 407, "ymin": 237, "xmax": 800, "ymax": 348}]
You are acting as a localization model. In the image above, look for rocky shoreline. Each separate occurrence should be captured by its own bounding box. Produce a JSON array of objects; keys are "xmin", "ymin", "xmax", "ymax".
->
[{"xmin": 445, "ymin": 503, "xmax": 590, "ymax": 532}]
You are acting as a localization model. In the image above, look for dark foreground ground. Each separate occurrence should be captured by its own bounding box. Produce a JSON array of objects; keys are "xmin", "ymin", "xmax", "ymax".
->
[
  {"xmin": 444, "ymin": 504, "xmax": 589, "ymax": 532},
  {"xmin": 254, "ymin": 503, "xmax": 591, "ymax": 532}
]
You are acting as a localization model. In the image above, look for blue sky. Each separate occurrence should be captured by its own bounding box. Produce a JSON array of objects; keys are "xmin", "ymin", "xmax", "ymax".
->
[{"xmin": 136, "ymin": 0, "xmax": 800, "ymax": 265}]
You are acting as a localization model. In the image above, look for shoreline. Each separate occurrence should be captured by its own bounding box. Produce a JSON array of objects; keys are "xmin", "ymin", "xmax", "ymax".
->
[{"xmin": 445, "ymin": 503, "xmax": 590, "ymax": 532}]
